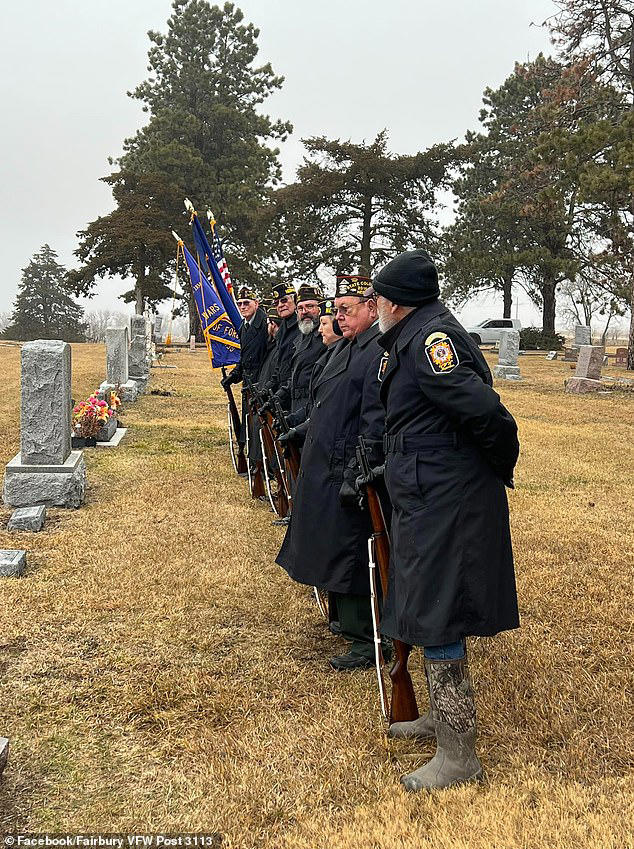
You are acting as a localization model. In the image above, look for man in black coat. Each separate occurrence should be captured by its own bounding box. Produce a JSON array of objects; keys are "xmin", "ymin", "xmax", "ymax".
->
[
  {"xmin": 221, "ymin": 286, "xmax": 268, "ymax": 467},
  {"xmin": 267, "ymin": 282, "xmax": 300, "ymax": 394},
  {"xmin": 274, "ymin": 283, "xmax": 326, "ymax": 419},
  {"xmin": 371, "ymin": 249, "xmax": 520, "ymax": 792},
  {"xmin": 276, "ymin": 274, "xmax": 387, "ymax": 670}
]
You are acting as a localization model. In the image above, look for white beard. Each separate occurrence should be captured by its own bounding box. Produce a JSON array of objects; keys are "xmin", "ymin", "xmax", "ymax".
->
[
  {"xmin": 299, "ymin": 317, "xmax": 318, "ymax": 335},
  {"xmin": 378, "ymin": 312, "xmax": 398, "ymax": 334}
]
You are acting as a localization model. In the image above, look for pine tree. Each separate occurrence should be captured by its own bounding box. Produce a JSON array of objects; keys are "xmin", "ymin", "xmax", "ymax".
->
[
  {"xmin": 2, "ymin": 245, "xmax": 86, "ymax": 342},
  {"xmin": 272, "ymin": 132, "xmax": 449, "ymax": 281},
  {"xmin": 70, "ymin": 1, "xmax": 291, "ymax": 333},
  {"xmin": 547, "ymin": 0, "xmax": 634, "ymax": 365}
]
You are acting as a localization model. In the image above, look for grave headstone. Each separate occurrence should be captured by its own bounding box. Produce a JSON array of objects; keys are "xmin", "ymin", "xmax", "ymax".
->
[
  {"xmin": 3, "ymin": 341, "xmax": 86, "ymax": 508},
  {"xmin": 0, "ymin": 550, "xmax": 26, "ymax": 576},
  {"xmin": 574, "ymin": 325, "xmax": 592, "ymax": 347},
  {"xmin": 493, "ymin": 330, "xmax": 521, "ymax": 380},
  {"xmin": 8, "ymin": 505, "xmax": 46, "ymax": 532},
  {"xmin": 100, "ymin": 327, "xmax": 138, "ymax": 402},
  {"xmin": 0, "ymin": 737, "xmax": 8, "ymax": 775},
  {"xmin": 128, "ymin": 315, "xmax": 150, "ymax": 393},
  {"xmin": 189, "ymin": 335, "xmax": 196, "ymax": 352},
  {"xmin": 153, "ymin": 315, "xmax": 163, "ymax": 343},
  {"xmin": 565, "ymin": 344, "xmax": 605, "ymax": 394},
  {"xmin": 546, "ymin": 351, "xmax": 558, "ymax": 360}
]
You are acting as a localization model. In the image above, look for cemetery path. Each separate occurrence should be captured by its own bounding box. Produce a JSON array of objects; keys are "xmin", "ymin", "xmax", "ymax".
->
[{"xmin": 0, "ymin": 345, "xmax": 633, "ymax": 848}]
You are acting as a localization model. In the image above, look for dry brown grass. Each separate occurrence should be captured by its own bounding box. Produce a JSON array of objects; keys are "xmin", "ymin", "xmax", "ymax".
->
[{"xmin": 0, "ymin": 343, "xmax": 632, "ymax": 848}]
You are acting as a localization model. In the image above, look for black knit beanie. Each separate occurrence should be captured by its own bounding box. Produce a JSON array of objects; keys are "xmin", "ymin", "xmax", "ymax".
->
[{"xmin": 373, "ymin": 250, "xmax": 439, "ymax": 306}]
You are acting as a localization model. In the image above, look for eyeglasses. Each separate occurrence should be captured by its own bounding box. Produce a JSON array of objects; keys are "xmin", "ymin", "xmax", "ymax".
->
[
  {"xmin": 334, "ymin": 301, "xmax": 367, "ymax": 317},
  {"xmin": 275, "ymin": 295, "xmax": 292, "ymax": 305},
  {"xmin": 297, "ymin": 303, "xmax": 319, "ymax": 313},
  {"xmin": 237, "ymin": 300, "xmax": 253, "ymax": 307}
]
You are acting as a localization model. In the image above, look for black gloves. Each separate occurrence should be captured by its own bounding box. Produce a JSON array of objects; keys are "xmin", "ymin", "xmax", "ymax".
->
[
  {"xmin": 221, "ymin": 370, "xmax": 237, "ymax": 390},
  {"xmin": 278, "ymin": 426, "xmax": 305, "ymax": 447}
]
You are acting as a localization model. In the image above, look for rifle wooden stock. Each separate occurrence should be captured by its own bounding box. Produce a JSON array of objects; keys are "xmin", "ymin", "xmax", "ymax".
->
[
  {"xmin": 222, "ymin": 369, "xmax": 247, "ymax": 474},
  {"xmin": 261, "ymin": 411, "xmax": 290, "ymax": 517},
  {"xmin": 244, "ymin": 375, "xmax": 290, "ymax": 518},
  {"xmin": 271, "ymin": 397, "xmax": 301, "ymax": 485},
  {"xmin": 365, "ymin": 481, "xmax": 419, "ymax": 725}
]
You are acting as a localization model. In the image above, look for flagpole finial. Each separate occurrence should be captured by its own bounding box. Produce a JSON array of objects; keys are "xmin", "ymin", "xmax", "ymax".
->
[
  {"xmin": 207, "ymin": 209, "xmax": 216, "ymax": 227},
  {"xmin": 171, "ymin": 230, "xmax": 184, "ymax": 244},
  {"xmin": 184, "ymin": 198, "xmax": 195, "ymax": 214}
]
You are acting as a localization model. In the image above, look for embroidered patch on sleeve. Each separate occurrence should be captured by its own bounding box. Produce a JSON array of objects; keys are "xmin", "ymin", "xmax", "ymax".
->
[
  {"xmin": 425, "ymin": 335, "xmax": 459, "ymax": 374},
  {"xmin": 377, "ymin": 352, "xmax": 389, "ymax": 382}
]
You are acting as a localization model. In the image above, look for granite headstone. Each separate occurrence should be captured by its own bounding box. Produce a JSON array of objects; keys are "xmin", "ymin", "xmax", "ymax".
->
[
  {"xmin": 3, "ymin": 341, "xmax": 86, "ymax": 508},
  {"xmin": 493, "ymin": 329, "xmax": 521, "ymax": 380}
]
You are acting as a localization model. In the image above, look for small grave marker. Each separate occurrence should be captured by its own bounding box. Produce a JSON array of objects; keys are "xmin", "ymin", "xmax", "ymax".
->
[
  {"xmin": 0, "ymin": 550, "xmax": 26, "ymax": 577},
  {"xmin": 8, "ymin": 505, "xmax": 46, "ymax": 532}
]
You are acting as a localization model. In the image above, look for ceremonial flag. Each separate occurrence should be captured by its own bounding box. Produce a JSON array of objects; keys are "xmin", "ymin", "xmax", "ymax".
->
[
  {"xmin": 179, "ymin": 239, "xmax": 240, "ymax": 367},
  {"xmin": 209, "ymin": 213, "xmax": 233, "ymax": 293},
  {"xmin": 189, "ymin": 210, "xmax": 242, "ymax": 333}
]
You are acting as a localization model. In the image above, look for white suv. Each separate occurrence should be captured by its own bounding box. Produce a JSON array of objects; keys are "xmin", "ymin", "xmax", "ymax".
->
[{"xmin": 465, "ymin": 318, "xmax": 521, "ymax": 345}]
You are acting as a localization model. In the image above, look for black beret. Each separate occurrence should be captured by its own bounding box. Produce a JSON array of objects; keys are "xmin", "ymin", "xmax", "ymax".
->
[{"xmin": 373, "ymin": 250, "xmax": 439, "ymax": 306}]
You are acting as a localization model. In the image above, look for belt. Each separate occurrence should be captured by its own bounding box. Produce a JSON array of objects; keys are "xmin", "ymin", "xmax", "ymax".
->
[{"xmin": 383, "ymin": 432, "xmax": 465, "ymax": 453}]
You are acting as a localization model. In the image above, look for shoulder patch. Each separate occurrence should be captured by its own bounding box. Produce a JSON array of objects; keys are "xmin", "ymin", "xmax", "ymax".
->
[
  {"xmin": 425, "ymin": 335, "xmax": 459, "ymax": 375},
  {"xmin": 424, "ymin": 331, "xmax": 448, "ymax": 346},
  {"xmin": 377, "ymin": 352, "xmax": 389, "ymax": 382}
]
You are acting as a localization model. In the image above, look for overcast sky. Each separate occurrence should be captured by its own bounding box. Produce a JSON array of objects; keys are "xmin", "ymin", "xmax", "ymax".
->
[{"xmin": 0, "ymin": 0, "xmax": 557, "ymax": 326}]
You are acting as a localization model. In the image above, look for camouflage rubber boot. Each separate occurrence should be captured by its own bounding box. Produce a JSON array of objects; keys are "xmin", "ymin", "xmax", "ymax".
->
[
  {"xmin": 387, "ymin": 710, "xmax": 435, "ymax": 741},
  {"xmin": 400, "ymin": 655, "xmax": 483, "ymax": 791}
]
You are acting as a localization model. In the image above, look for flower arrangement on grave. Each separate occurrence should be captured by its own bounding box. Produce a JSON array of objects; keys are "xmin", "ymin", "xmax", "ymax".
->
[{"xmin": 72, "ymin": 395, "xmax": 112, "ymax": 438}]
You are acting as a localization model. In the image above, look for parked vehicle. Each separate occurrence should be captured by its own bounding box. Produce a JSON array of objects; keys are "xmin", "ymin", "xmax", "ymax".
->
[{"xmin": 465, "ymin": 318, "xmax": 521, "ymax": 345}]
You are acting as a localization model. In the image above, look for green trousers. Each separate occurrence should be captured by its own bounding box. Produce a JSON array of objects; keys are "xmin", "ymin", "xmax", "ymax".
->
[{"xmin": 332, "ymin": 592, "xmax": 375, "ymax": 659}]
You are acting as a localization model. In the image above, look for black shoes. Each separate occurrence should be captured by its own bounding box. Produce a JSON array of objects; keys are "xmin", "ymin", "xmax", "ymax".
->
[
  {"xmin": 328, "ymin": 620, "xmax": 342, "ymax": 636},
  {"xmin": 329, "ymin": 651, "xmax": 374, "ymax": 670}
]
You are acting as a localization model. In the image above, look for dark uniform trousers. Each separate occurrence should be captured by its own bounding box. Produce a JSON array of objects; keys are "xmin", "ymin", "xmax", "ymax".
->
[
  {"xmin": 378, "ymin": 300, "xmax": 520, "ymax": 649},
  {"xmin": 276, "ymin": 324, "xmax": 387, "ymax": 659},
  {"xmin": 226, "ymin": 309, "xmax": 268, "ymax": 460}
]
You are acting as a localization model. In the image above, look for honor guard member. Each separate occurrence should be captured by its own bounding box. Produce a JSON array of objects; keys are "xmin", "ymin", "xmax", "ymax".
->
[
  {"xmin": 267, "ymin": 282, "xmax": 300, "ymax": 393},
  {"xmin": 284, "ymin": 298, "xmax": 345, "ymax": 430},
  {"xmin": 250, "ymin": 306, "xmax": 283, "ymax": 471},
  {"xmin": 273, "ymin": 284, "xmax": 325, "ymax": 419},
  {"xmin": 276, "ymin": 274, "xmax": 387, "ymax": 669},
  {"xmin": 372, "ymin": 249, "xmax": 520, "ymax": 791}
]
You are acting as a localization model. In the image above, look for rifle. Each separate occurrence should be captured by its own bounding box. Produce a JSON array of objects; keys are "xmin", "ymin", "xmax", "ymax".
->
[
  {"xmin": 221, "ymin": 367, "xmax": 248, "ymax": 475},
  {"xmin": 245, "ymin": 377, "xmax": 290, "ymax": 517},
  {"xmin": 356, "ymin": 435, "xmax": 419, "ymax": 725},
  {"xmin": 240, "ymin": 385, "xmax": 267, "ymax": 499},
  {"xmin": 271, "ymin": 396, "xmax": 301, "ymax": 485}
]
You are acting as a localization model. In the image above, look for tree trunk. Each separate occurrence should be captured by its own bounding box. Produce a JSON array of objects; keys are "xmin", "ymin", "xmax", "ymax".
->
[
  {"xmin": 627, "ymin": 282, "xmax": 634, "ymax": 371},
  {"xmin": 541, "ymin": 278, "xmax": 557, "ymax": 333},
  {"xmin": 360, "ymin": 196, "xmax": 372, "ymax": 273},
  {"xmin": 502, "ymin": 275, "xmax": 513, "ymax": 318}
]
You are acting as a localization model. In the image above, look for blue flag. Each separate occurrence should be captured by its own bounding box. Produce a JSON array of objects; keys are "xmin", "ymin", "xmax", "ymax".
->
[
  {"xmin": 190, "ymin": 213, "xmax": 242, "ymax": 332},
  {"xmin": 181, "ymin": 242, "xmax": 240, "ymax": 367}
]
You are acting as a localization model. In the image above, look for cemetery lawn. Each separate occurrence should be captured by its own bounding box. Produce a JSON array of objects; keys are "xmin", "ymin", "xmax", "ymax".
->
[{"xmin": 0, "ymin": 342, "xmax": 633, "ymax": 848}]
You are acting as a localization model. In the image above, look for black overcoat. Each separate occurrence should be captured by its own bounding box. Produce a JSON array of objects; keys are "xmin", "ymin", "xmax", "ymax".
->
[
  {"xmin": 227, "ymin": 308, "xmax": 268, "ymax": 385},
  {"xmin": 378, "ymin": 300, "xmax": 520, "ymax": 647},
  {"xmin": 267, "ymin": 313, "xmax": 300, "ymax": 393},
  {"xmin": 276, "ymin": 324, "xmax": 385, "ymax": 594},
  {"xmin": 275, "ymin": 327, "xmax": 325, "ymax": 415}
]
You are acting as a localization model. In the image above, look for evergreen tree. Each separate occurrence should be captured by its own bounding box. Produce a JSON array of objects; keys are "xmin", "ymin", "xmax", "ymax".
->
[
  {"xmin": 2, "ymin": 245, "xmax": 86, "ymax": 342},
  {"xmin": 272, "ymin": 132, "xmax": 449, "ymax": 281},
  {"xmin": 70, "ymin": 0, "xmax": 291, "ymax": 333}
]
